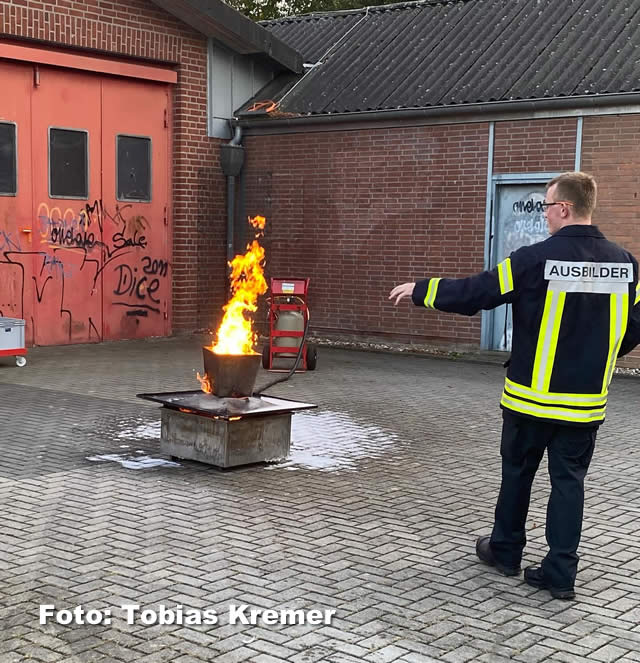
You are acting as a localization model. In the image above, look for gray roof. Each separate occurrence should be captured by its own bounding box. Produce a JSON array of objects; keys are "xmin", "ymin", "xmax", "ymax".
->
[
  {"xmin": 237, "ymin": 0, "xmax": 640, "ymax": 117},
  {"xmin": 150, "ymin": 0, "xmax": 302, "ymax": 73}
]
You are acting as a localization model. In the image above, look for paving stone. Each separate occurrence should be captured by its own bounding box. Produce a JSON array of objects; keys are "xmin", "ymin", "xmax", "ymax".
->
[
  {"xmin": 397, "ymin": 655, "xmax": 441, "ymax": 663},
  {"xmin": 475, "ymin": 655, "xmax": 515, "ymax": 663},
  {"xmin": 15, "ymin": 644, "xmax": 67, "ymax": 662},
  {"xmin": 325, "ymin": 640, "xmax": 371, "ymax": 659},
  {"xmin": 392, "ymin": 639, "xmax": 446, "ymax": 659},
  {"xmin": 514, "ymin": 644, "xmax": 560, "ymax": 663},
  {"xmin": 0, "ymin": 653, "xmax": 24, "ymax": 663},
  {"xmin": 289, "ymin": 645, "xmax": 337, "ymax": 663},
  {"xmin": 220, "ymin": 647, "xmax": 263, "ymax": 662},
  {"xmin": 248, "ymin": 639, "xmax": 297, "ymax": 659},
  {"xmin": 591, "ymin": 644, "xmax": 634, "ymax": 663},
  {"xmin": 359, "ymin": 645, "xmax": 408, "ymax": 663},
  {"xmin": 2, "ymin": 340, "xmax": 640, "ymax": 662},
  {"xmin": 250, "ymin": 655, "xmax": 290, "ymax": 663}
]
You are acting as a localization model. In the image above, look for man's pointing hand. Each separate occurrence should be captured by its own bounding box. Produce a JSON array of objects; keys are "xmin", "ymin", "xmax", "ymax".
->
[{"xmin": 389, "ymin": 282, "xmax": 415, "ymax": 306}]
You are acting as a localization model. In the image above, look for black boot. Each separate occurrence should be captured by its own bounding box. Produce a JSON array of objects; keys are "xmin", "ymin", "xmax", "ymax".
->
[
  {"xmin": 524, "ymin": 566, "xmax": 575, "ymax": 600},
  {"xmin": 475, "ymin": 536, "xmax": 521, "ymax": 576}
]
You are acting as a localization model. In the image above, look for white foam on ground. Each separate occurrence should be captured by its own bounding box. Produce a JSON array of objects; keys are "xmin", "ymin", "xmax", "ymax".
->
[{"xmin": 86, "ymin": 453, "xmax": 179, "ymax": 470}]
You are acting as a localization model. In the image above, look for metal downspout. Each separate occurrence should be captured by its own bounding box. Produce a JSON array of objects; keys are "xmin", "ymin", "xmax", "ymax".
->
[
  {"xmin": 575, "ymin": 116, "xmax": 583, "ymax": 171},
  {"xmin": 481, "ymin": 122, "xmax": 495, "ymax": 350},
  {"xmin": 220, "ymin": 125, "xmax": 245, "ymax": 267},
  {"xmin": 228, "ymin": 125, "xmax": 243, "ymax": 265}
]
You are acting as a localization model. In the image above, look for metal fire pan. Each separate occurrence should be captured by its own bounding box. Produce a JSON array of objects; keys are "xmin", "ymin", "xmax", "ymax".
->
[
  {"xmin": 136, "ymin": 390, "xmax": 316, "ymax": 420},
  {"xmin": 202, "ymin": 348, "xmax": 261, "ymax": 398}
]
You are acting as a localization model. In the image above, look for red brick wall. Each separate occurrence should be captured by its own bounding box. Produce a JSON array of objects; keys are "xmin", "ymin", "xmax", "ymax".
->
[
  {"xmin": 493, "ymin": 118, "xmax": 577, "ymax": 173},
  {"xmin": 0, "ymin": 0, "xmax": 227, "ymax": 332},
  {"xmin": 245, "ymin": 124, "xmax": 490, "ymax": 348},
  {"xmin": 245, "ymin": 116, "xmax": 640, "ymax": 368},
  {"xmin": 582, "ymin": 114, "xmax": 640, "ymax": 366}
]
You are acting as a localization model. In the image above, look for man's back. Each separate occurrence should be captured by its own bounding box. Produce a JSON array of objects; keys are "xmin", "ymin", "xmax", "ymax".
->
[{"xmin": 504, "ymin": 225, "xmax": 637, "ymax": 425}]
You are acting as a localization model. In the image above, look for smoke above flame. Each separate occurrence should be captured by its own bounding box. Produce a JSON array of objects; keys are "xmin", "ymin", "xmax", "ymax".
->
[{"xmin": 208, "ymin": 215, "xmax": 268, "ymax": 356}]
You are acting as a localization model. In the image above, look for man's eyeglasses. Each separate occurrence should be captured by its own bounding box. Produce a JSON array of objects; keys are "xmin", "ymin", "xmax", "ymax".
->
[{"xmin": 541, "ymin": 201, "xmax": 574, "ymax": 210}]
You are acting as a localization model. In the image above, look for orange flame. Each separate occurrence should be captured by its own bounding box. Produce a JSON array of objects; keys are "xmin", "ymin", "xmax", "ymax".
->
[
  {"xmin": 208, "ymin": 215, "xmax": 268, "ymax": 356},
  {"xmin": 196, "ymin": 372, "xmax": 213, "ymax": 394}
]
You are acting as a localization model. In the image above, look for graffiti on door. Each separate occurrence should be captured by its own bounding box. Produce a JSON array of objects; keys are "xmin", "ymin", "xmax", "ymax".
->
[
  {"xmin": 0, "ymin": 230, "xmax": 22, "ymax": 252},
  {"xmin": 0, "ymin": 200, "xmax": 169, "ymax": 341},
  {"xmin": 502, "ymin": 191, "xmax": 549, "ymax": 258}
]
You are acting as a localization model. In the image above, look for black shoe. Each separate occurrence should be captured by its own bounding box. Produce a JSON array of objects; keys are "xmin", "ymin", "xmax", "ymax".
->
[
  {"xmin": 524, "ymin": 566, "xmax": 575, "ymax": 600},
  {"xmin": 475, "ymin": 536, "xmax": 521, "ymax": 576}
]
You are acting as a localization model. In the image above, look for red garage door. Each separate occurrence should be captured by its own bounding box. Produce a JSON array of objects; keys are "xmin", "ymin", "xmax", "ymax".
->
[{"xmin": 0, "ymin": 48, "xmax": 173, "ymax": 345}]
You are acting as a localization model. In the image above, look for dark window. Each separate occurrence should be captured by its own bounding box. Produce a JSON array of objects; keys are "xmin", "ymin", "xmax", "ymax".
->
[
  {"xmin": 117, "ymin": 135, "xmax": 151, "ymax": 201},
  {"xmin": 0, "ymin": 123, "xmax": 17, "ymax": 195},
  {"xmin": 49, "ymin": 128, "xmax": 88, "ymax": 198}
]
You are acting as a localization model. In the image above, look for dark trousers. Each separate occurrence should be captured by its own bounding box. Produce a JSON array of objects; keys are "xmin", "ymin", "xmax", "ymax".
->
[{"xmin": 489, "ymin": 410, "xmax": 597, "ymax": 589}]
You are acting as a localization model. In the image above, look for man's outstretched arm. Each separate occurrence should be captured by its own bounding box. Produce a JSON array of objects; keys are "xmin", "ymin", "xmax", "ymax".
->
[{"xmin": 389, "ymin": 252, "xmax": 528, "ymax": 315}]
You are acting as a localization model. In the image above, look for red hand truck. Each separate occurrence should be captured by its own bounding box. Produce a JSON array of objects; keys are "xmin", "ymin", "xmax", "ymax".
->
[{"xmin": 262, "ymin": 278, "xmax": 317, "ymax": 371}]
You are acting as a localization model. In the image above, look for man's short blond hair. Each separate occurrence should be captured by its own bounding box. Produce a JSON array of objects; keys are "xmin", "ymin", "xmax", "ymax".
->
[{"xmin": 547, "ymin": 171, "xmax": 597, "ymax": 218}]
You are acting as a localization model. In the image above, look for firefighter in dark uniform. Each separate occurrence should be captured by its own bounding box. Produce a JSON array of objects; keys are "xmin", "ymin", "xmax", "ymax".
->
[{"xmin": 390, "ymin": 172, "xmax": 640, "ymax": 600}]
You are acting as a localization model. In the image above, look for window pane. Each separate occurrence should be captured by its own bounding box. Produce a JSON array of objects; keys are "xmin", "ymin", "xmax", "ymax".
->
[
  {"xmin": 117, "ymin": 135, "xmax": 151, "ymax": 201},
  {"xmin": 0, "ymin": 123, "xmax": 17, "ymax": 195},
  {"xmin": 50, "ymin": 128, "xmax": 88, "ymax": 198}
]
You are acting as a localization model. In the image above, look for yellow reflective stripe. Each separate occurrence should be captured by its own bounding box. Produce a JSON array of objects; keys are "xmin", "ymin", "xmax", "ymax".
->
[
  {"xmin": 506, "ymin": 258, "xmax": 514, "ymax": 292},
  {"xmin": 602, "ymin": 292, "xmax": 629, "ymax": 391},
  {"xmin": 504, "ymin": 378, "xmax": 607, "ymax": 406},
  {"xmin": 501, "ymin": 393, "xmax": 606, "ymax": 424},
  {"xmin": 544, "ymin": 291, "xmax": 565, "ymax": 390},
  {"xmin": 531, "ymin": 289, "xmax": 566, "ymax": 392},
  {"xmin": 635, "ymin": 282, "xmax": 640, "ymax": 305},
  {"xmin": 602, "ymin": 293, "xmax": 618, "ymax": 392},
  {"xmin": 497, "ymin": 258, "xmax": 514, "ymax": 295},
  {"xmin": 423, "ymin": 278, "xmax": 441, "ymax": 309}
]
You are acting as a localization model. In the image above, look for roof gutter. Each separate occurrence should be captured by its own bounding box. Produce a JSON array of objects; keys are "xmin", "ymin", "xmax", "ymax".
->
[{"xmin": 237, "ymin": 92, "xmax": 640, "ymax": 133}]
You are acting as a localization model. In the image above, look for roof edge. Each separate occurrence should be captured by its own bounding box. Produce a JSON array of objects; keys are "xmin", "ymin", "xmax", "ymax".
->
[
  {"xmin": 261, "ymin": 0, "xmax": 464, "ymax": 24},
  {"xmin": 150, "ymin": 0, "xmax": 303, "ymax": 73},
  {"xmin": 237, "ymin": 93, "xmax": 640, "ymax": 129}
]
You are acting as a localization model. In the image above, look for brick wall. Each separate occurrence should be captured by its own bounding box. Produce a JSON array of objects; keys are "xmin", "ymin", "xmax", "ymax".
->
[
  {"xmin": 245, "ymin": 124, "xmax": 490, "ymax": 348},
  {"xmin": 582, "ymin": 113, "xmax": 640, "ymax": 366},
  {"xmin": 493, "ymin": 118, "xmax": 577, "ymax": 173},
  {"xmin": 0, "ymin": 0, "xmax": 227, "ymax": 333}
]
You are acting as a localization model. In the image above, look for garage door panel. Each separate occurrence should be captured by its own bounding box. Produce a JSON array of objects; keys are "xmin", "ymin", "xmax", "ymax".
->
[
  {"xmin": 101, "ymin": 78, "xmax": 170, "ymax": 340},
  {"xmin": 31, "ymin": 68, "xmax": 103, "ymax": 345}
]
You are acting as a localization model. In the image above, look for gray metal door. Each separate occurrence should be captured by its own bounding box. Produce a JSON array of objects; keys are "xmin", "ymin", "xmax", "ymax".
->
[{"xmin": 490, "ymin": 183, "xmax": 549, "ymax": 350}]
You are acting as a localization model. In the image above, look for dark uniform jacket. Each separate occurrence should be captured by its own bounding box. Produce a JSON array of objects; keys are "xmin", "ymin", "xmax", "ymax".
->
[{"xmin": 412, "ymin": 225, "xmax": 640, "ymax": 426}]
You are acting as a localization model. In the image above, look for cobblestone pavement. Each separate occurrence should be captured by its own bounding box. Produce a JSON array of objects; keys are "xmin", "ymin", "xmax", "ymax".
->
[{"xmin": 1, "ymin": 336, "xmax": 640, "ymax": 663}]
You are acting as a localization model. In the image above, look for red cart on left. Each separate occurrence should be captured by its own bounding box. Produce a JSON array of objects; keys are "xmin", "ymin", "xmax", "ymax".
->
[{"xmin": 0, "ymin": 318, "xmax": 27, "ymax": 367}]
